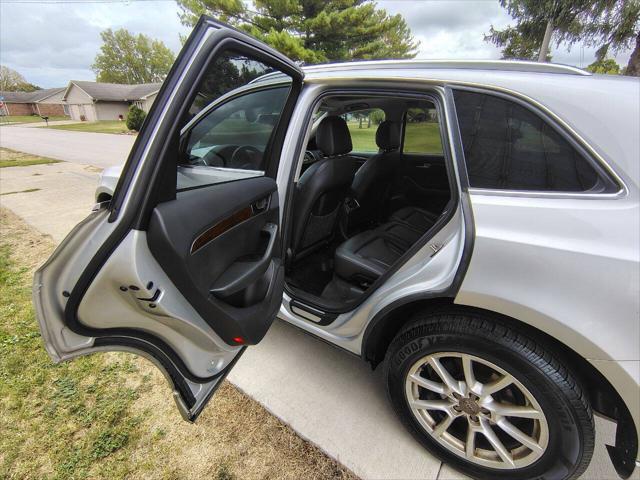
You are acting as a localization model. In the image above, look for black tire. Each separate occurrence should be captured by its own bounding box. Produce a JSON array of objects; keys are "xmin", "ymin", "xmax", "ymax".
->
[{"xmin": 384, "ymin": 309, "xmax": 595, "ymax": 480}]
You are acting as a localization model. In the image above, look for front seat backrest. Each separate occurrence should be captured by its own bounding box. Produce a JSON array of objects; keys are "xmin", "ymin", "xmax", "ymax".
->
[
  {"xmin": 291, "ymin": 116, "xmax": 358, "ymax": 259},
  {"xmin": 351, "ymin": 120, "xmax": 401, "ymax": 225}
]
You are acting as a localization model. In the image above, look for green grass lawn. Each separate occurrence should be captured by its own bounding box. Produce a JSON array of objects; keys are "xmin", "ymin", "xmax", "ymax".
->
[
  {"xmin": 347, "ymin": 121, "xmax": 443, "ymax": 154},
  {"xmin": 0, "ymin": 209, "xmax": 355, "ymax": 480},
  {"xmin": 48, "ymin": 121, "xmax": 132, "ymax": 135},
  {"xmin": 0, "ymin": 148, "xmax": 60, "ymax": 168},
  {"xmin": 0, "ymin": 221, "xmax": 145, "ymax": 478},
  {"xmin": 0, "ymin": 115, "xmax": 69, "ymax": 125}
]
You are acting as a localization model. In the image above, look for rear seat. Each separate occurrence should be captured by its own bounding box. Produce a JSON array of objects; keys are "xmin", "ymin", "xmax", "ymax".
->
[
  {"xmin": 390, "ymin": 206, "xmax": 439, "ymax": 231},
  {"xmin": 334, "ymin": 211, "xmax": 437, "ymax": 286}
]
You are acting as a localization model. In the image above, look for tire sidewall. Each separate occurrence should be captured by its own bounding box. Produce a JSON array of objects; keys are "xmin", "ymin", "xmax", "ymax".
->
[{"xmin": 386, "ymin": 319, "xmax": 587, "ymax": 480}]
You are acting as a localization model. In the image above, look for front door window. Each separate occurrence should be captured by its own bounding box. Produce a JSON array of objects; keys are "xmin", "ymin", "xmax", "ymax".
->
[{"xmin": 178, "ymin": 51, "xmax": 295, "ymax": 190}]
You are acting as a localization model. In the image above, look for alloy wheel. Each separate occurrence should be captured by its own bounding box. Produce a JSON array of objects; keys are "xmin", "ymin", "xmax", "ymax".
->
[{"xmin": 404, "ymin": 352, "xmax": 549, "ymax": 470}]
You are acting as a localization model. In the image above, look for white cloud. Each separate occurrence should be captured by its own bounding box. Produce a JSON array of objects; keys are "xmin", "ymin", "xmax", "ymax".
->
[
  {"xmin": 379, "ymin": 0, "xmax": 632, "ymax": 67},
  {"xmin": 0, "ymin": 0, "xmax": 188, "ymax": 87},
  {"xmin": 0, "ymin": 0, "xmax": 633, "ymax": 88}
]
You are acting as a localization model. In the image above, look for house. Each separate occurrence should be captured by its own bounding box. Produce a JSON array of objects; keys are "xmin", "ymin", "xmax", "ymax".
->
[
  {"xmin": 62, "ymin": 81, "xmax": 161, "ymax": 122},
  {"xmin": 0, "ymin": 88, "xmax": 67, "ymax": 117}
]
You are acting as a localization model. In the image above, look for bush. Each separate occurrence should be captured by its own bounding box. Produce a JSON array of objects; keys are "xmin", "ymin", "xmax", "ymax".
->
[{"xmin": 126, "ymin": 105, "xmax": 146, "ymax": 131}]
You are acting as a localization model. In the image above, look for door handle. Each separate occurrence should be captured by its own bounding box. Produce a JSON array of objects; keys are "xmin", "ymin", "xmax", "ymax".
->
[
  {"xmin": 210, "ymin": 223, "xmax": 278, "ymax": 299},
  {"xmin": 416, "ymin": 164, "xmax": 432, "ymax": 169}
]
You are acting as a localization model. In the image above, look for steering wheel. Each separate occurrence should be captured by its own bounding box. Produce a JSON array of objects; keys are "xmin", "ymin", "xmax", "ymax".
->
[
  {"xmin": 199, "ymin": 148, "xmax": 226, "ymax": 167},
  {"xmin": 230, "ymin": 145, "xmax": 262, "ymax": 170}
]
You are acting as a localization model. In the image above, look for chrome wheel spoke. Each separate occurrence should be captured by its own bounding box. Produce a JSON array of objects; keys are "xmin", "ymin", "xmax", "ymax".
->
[
  {"xmin": 496, "ymin": 417, "xmax": 544, "ymax": 454},
  {"xmin": 486, "ymin": 402, "xmax": 543, "ymax": 420},
  {"xmin": 481, "ymin": 374, "xmax": 513, "ymax": 396},
  {"xmin": 432, "ymin": 414, "xmax": 454, "ymax": 438},
  {"xmin": 409, "ymin": 372, "xmax": 446, "ymax": 395},
  {"xmin": 461, "ymin": 355, "xmax": 478, "ymax": 394},
  {"xmin": 428, "ymin": 357, "xmax": 462, "ymax": 395},
  {"xmin": 479, "ymin": 418, "xmax": 516, "ymax": 467},
  {"xmin": 411, "ymin": 399, "xmax": 453, "ymax": 412},
  {"xmin": 465, "ymin": 426, "xmax": 476, "ymax": 459}
]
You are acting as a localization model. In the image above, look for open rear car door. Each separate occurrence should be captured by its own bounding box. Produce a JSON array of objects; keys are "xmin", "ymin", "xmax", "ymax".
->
[{"xmin": 32, "ymin": 17, "xmax": 303, "ymax": 421}]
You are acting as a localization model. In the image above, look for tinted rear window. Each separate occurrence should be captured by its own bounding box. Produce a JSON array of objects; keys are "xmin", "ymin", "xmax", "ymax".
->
[{"xmin": 453, "ymin": 90, "xmax": 603, "ymax": 192}]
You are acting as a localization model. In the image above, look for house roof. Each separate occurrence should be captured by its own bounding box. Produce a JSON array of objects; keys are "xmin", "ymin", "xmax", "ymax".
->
[
  {"xmin": 0, "ymin": 87, "xmax": 65, "ymax": 103},
  {"xmin": 65, "ymin": 81, "xmax": 161, "ymax": 102}
]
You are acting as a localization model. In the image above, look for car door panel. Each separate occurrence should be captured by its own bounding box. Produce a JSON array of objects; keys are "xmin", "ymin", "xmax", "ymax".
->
[
  {"xmin": 33, "ymin": 17, "xmax": 303, "ymax": 421},
  {"xmin": 78, "ymin": 229, "xmax": 238, "ymax": 380},
  {"xmin": 147, "ymin": 176, "xmax": 282, "ymax": 345},
  {"xmin": 397, "ymin": 153, "xmax": 450, "ymax": 211}
]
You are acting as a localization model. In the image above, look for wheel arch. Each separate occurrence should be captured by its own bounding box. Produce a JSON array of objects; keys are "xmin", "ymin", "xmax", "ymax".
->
[{"xmin": 362, "ymin": 299, "xmax": 638, "ymax": 478}]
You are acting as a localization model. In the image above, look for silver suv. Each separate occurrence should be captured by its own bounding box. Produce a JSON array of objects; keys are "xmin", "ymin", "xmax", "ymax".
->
[{"xmin": 33, "ymin": 17, "xmax": 639, "ymax": 480}]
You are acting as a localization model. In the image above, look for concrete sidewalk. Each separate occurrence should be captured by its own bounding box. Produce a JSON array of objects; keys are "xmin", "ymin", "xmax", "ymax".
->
[
  {"xmin": 0, "ymin": 125, "xmax": 133, "ymax": 168},
  {"xmin": 0, "ymin": 161, "xmax": 629, "ymax": 480},
  {"xmin": 0, "ymin": 162, "xmax": 101, "ymax": 242},
  {"xmin": 13, "ymin": 120, "xmax": 83, "ymax": 128}
]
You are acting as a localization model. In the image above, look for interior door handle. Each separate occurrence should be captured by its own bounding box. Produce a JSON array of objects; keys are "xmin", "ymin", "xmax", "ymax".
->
[
  {"xmin": 416, "ymin": 164, "xmax": 432, "ymax": 169},
  {"xmin": 209, "ymin": 223, "xmax": 278, "ymax": 299}
]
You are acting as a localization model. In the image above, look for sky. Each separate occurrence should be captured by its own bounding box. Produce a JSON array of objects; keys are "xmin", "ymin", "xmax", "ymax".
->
[{"xmin": 0, "ymin": 0, "xmax": 633, "ymax": 88}]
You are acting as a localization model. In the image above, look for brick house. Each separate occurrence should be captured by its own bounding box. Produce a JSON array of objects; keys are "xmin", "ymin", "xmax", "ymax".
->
[
  {"xmin": 62, "ymin": 81, "xmax": 160, "ymax": 122},
  {"xmin": 0, "ymin": 88, "xmax": 68, "ymax": 117}
]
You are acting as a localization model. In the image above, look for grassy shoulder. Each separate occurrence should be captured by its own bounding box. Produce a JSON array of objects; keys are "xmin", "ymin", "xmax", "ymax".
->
[
  {"xmin": 0, "ymin": 115, "xmax": 69, "ymax": 125},
  {"xmin": 0, "ymin": 148, "xmax": 60, "ymax": 168},
  {"xmin": 0, "ymin": 208, "xmax": 355, "ymax": 480},
  {"xmin": 347, "ymin": 121, "xmax": 443, "ymax": 154},
  {"xmin": 47, "ymin": 121, "xmax": 133, "ymax": 135}
]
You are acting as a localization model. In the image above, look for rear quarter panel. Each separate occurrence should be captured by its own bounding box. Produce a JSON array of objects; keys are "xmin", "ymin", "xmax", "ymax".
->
[{"xmin": 454, "ymin": 76, "xmax": 640, "ymax": 448}]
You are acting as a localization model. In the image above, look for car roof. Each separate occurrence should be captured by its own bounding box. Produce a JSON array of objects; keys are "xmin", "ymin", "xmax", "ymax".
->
[
  {"xmin": 248, "ymin": 60, "xmax": 638, "ymax": 191},
  {"xmin": 255, "ymin": 59, "xmax": 638, "ymax": 190},
  {"xmin": 302, "ymin": 59, "xmax": 591, "ymax": 76}
]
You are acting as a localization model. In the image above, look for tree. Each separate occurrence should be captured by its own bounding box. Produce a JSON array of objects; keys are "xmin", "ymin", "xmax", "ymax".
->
[
  {"xmin": 176, "ymin": 0, "xmax": 419, "ymax": 64},
  {"xmin": 0, "ymin": 66, "xmax": 40, "ymax": 92},
  {"xmin": 486, "ymin": 0, "xmax": 640, "ymax": 75},
  {"xmin": 586, "ymin": 57, "xmax": 621, "ymax": 73},
  {"xmin": 485, "ymin": 0, "xmax": 590, "ymax": 62},
  {"xmin": 576, "ymin": 1, "xmax": 640, "ymax": 76},
  {"xmin": 126, "ymin": 104, "xmax": 147, "ymax": 131},
  {"xmin": 369, "ymin": 109, "xmax": 385, "ymax": 125},
  {"xmin": 92, "ymin": 29, "xmax": 175, "ymax": 84},
  {"xmin": 626, "ymin": 32, "xmax": 640, "ymax": 75},
  {"xmin": 485, "ymin": 25, "xmax": 553, "ymax": 61}
]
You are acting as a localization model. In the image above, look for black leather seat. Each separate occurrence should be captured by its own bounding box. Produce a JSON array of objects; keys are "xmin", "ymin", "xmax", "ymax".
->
[
  {"xmin": 334, "ymin": 220, "xmax": 425, "ymax": 285},
  {"xmin": 291, "ymin": 116, "xmax": 359, "ymax": 259},
  {"xmin": 350, "ymin": 121, "xmax": 401, "ymax": 225},
  {"xmin": 390, "ymin": 206, "xmax": 439, "ymax": 231}
]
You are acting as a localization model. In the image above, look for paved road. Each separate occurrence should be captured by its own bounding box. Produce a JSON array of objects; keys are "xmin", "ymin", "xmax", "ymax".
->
[
  {"xmin": 0, "ymin": 124, "xmax": 133, "ymax": 168},
  {"xmin": 0, "ymin": 142, "xmax": 628, "ymax": 479}
]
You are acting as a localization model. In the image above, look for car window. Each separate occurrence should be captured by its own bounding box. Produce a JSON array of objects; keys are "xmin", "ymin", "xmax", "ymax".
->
[
  {"xmin": 453, "ymin": 90, "xmax": 601, "ymax": 192},
  {"xmin": 178, "ymin": 50, "xmax": 292, "ymax": 191},
  {"xmin": 341, "ymin": 109, "xmax": 385, "ymax": 152},
  {"xmin": 403, "ymin": 106, "xmax": 443, "ymax": 154}
]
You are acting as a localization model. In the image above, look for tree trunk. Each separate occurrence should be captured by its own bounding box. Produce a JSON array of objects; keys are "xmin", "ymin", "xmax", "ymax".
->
[
  {"xmin": 538, "ymin": 19, "xmax": 554, "ymax": 62},
  {"xmin": 626, "ymin": 32, "xmax": 640, "ymax": 76}
]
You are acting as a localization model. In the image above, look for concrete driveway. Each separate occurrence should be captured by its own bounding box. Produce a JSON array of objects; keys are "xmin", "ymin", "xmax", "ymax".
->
[
  {"xmin": 0, "ymin": 135, "xmax": 630, "ymax": 479},
  {"xmin": 0, "ymin": 124, "xmax": 133, "ymax": 168}
]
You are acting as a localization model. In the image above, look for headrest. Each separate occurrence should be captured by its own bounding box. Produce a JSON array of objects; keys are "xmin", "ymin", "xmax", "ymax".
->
[
  {"xmin": 316, "ymin": 116, "xmax": 352, "ymax": 156},
  {"xmin": 375, "ymin": 121, "xmax": 401, "ymax": 151}
]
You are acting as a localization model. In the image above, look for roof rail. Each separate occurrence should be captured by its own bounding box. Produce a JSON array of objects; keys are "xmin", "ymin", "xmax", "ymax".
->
[{"xmin": 301, "ymin": 59, "xmax": 591, "ymax": 76}]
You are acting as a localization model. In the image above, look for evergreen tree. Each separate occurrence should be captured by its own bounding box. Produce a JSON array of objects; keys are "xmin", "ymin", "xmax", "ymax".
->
[{"xmin": 176, "ymin": 0, "xmax": 419, "ymax": 63}]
